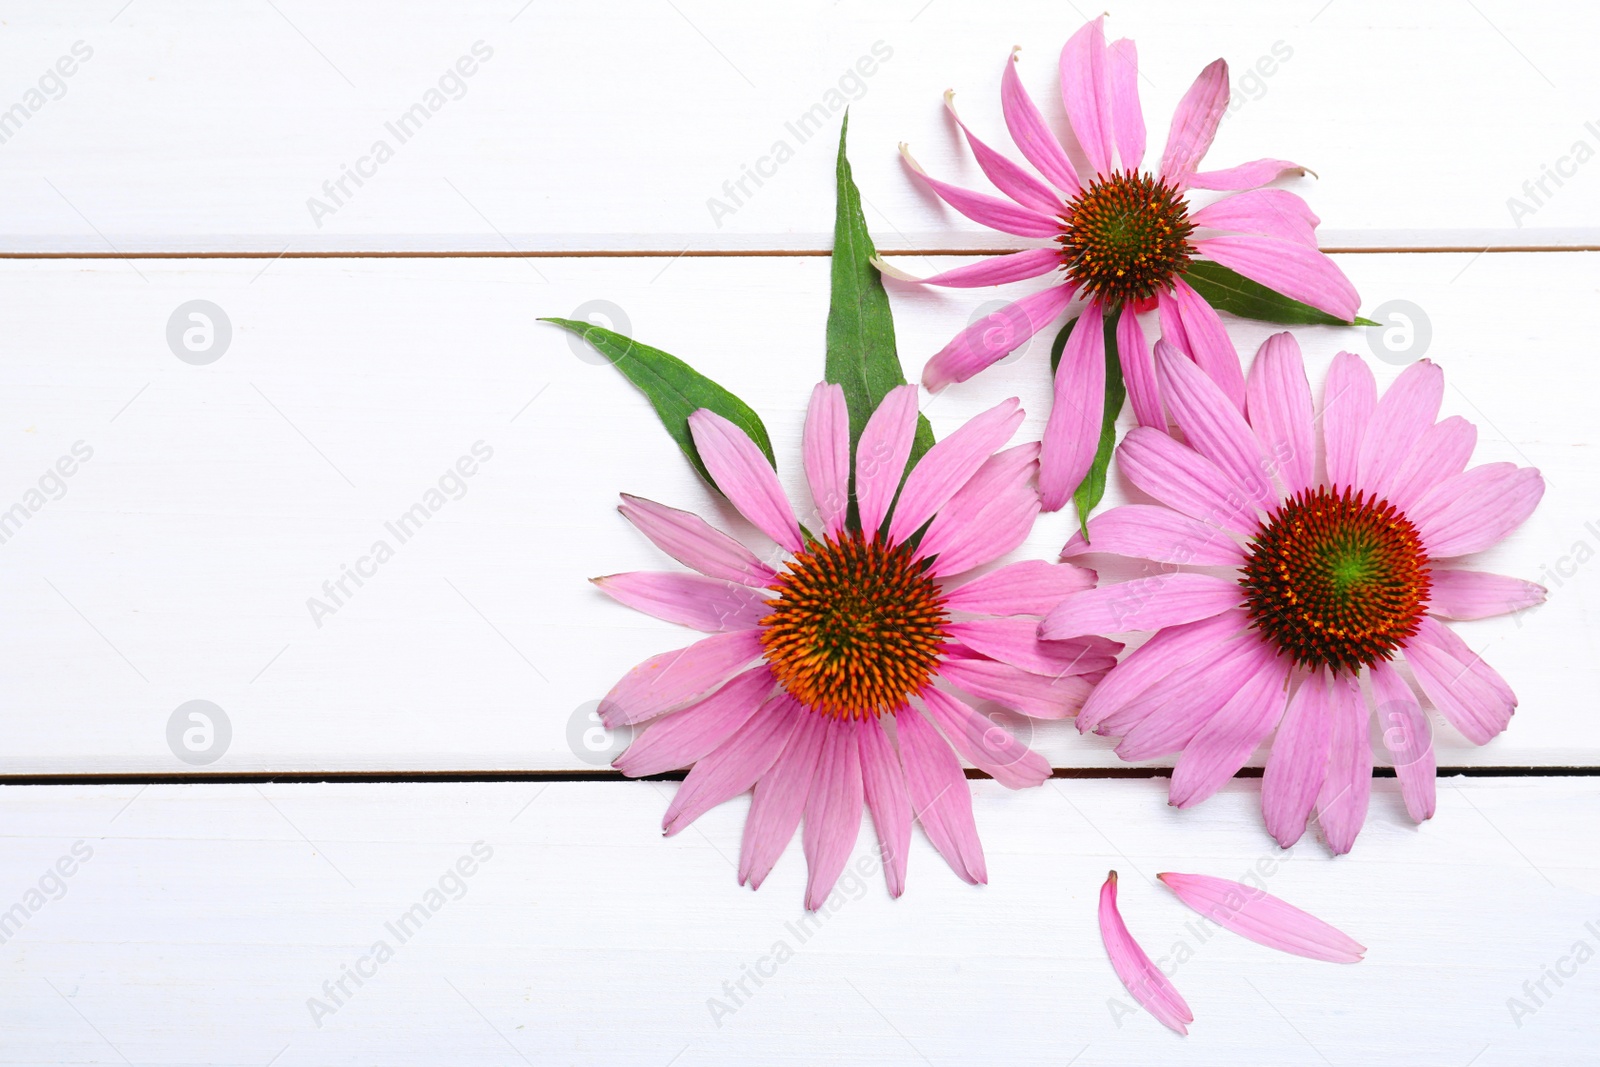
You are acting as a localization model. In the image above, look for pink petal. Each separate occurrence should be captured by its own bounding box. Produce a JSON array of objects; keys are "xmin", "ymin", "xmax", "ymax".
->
[
  {"xmin": 1169, "ymin": 653, "xmax": 1291, "ymax": 808},
  {"xmin": 1155, "ymin": 338, "xmax": 1276, "ymax": 510},
  {"xmin": 619, "ymin": 494, "xmax": 777, "ymax": 588},
  {"xmin": 920, "ymin": 686, "xmax": 1051, "ymax": 789},
  {"xmin": 1191, "ymin": 188, "xmax": 1320, "ymax": 248},
  {"xmin": 1244, "ymin": 332, "xmax": 1314, "ymax": 496},
  {"xmin": 1107, "ymin": 38, "xmax": 1145, "ymax": 171},
  {"xmin": 1368, "ymin": 659, "xmax": 1436, "ymax": 824},
  {"xmin": 1116, "ymin": 427, "xmax": 1261, "ymax": 536},
  {"xmin": 1157, "ymin": 277, "xmax": 1247, "ymax": 414},
  {"xmin": 938, "ymin": 654, "xmax": 1093, "ymax": 719},
  {"xmin": 1260, "ymin": 672, "xmax": 1332, "ymax": 848},
  {"xmin": 945, "ymin": 91, "xmax": 1063, "ymax": 214},
  {"xmin": 877, "ymin": 247, "xmax": 1062, "ymax": 289},
  {"xmin": 738, "ymin": 709, "xmax": 827, "ymax": 888},
  {"xmin": 855, "ymin": 384, "xmax": 920, "ymax": 535},
  {"xmin": 1402, "ymin": 616, "xmax": 1514, "ymax": 745},
  {"xmin": 859, "ymin": 717, "xmax": 912, "ymax": 897},
  {"xmin": 803, "ymin": 717, "xmax": 866, "ymax": 910},
  {"xmin": 900, "ymin": 145, "xmax": 1061, "ymax": 237},
  {"xmin": 1411, "ymin": 463, "xmax": 1544, "ymax": 558},
  {"xmin": 943, "ymin": 559, "xmax": 1098, "ymax": 616},
  {"xmin": 1063, "ymin": 503, "xmax": 1245, "ymax": 567},
  {"xmin": 1315, "ymin": 671, "xmax": 1371, "ymax": 855},
  {"xmin": 1157, "ymin": 872, "xmax": 1365, "ymax": 963},
  {"xmin": 895, "ymin": 705, "xmax": 987, "ymax": 885},
  {"xmin": 1320, "ymin": 351, "xmax": 1376, "ymax": 491},
  {"xmin": 1077, "ymin": 609, "xmax": 1250, "ymax": 734},
  {"xmin": 1059, "ymin": 17, "xmax": 1115, "ymax": 178},
  {"xmin": 803, "ymin": 382, "xmax": 852, "ymax": 537},
  {"xmin": 599, "ymin": 629, "xmax": 766, "ymax": 728},
  {"xmin": 1113, "ymin": 634, "xmax": 1269, "ymax": 760},
  {"xmin": 1041, "ymin": 573, "xmax": 1243, "ymax": 640},
  {"xmin": 1117, "ymin": 306, "xmax": 1163, "ymax": 429},
  {"xmin": 922, "ymin": 284, "xmax": 1076, "ymax": 392},
  {"xmin": 919, "ymin": 442, "xmax": 1042, "ymax": 576},
  {"xmin": 1386, "ymin": 416, "xmax": 1476, "ymax": 513},
  {"xmin": 1428, "ymin": 568, "xmax": 1548, "ymax": 620},
  {"xmin": 1040, "ymin": 299, "xmax": 1106, "ymax": 512},
  {"xmin": 1195, "ymin": 235, "xmax": 1360, "ymax": 322},
  {"xmin": 1098, "ymin": 871, "xmax": 1193, "ymax": 1035},
  {"xmin": 1158, "ymin": 58, "xmax": 1229, "ymax": 188},
  {"xmin": 614, "ymin": 666, "xmax": 775, "ymax": 777},
  {"xmin": 1187, "ymin": 158, "xmax": 1308, "ymax": 190},
  {"xmin": 948, "ymin": 622, "xmax": 1120, "ymax": 677},
  {"xmin": 889, "ymin": 397, "xmax": 1023, "ymax": 542},
  {"xmin": 1001, "ymin": 47, "xmax": 1080, "ymax": 195},
  {"xmin": 689, "ymin": 410, "xmax": 802, "ymax": 553},
  {"xmin": 662, "ymin": 694, "xmax": 801, "ymax": 836},
  {"xmin": 1356, "ymin": 360, "xmax": 1444, "ymax": 501},
  {"xmin": 591, "ymin": 571, "xmax": 769, "ymax": 632}
]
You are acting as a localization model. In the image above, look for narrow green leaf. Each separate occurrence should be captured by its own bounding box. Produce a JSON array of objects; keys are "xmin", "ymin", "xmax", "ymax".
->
[
  {"xmin": 1050, "ymin": 309, "xmax": 1125, "ymax": 537},
  {"xmin": 540, "ymin": 318, "xmax": 775, "ymax": 489},
  {"xmin": 825, "ymin": 113, "xmax": 935, "ymax": 464},
  {"xmin": 1182, "ymin": 260, "xmax": 1376, "ymax": 327}
]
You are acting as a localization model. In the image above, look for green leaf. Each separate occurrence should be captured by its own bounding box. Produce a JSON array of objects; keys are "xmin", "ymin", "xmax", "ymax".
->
[
  {"xmin": 1050, "ymin": 309, "xmax": 1125, "ymax": 537},
  {"xmin": 1182, "ymin": 260, "xmax": 1377, "ymax": 327},
  {"xmin": 540, "ymin": 318, "xmax": 775, "ymax": 489},
  {"xmin": 825, "ymin": 113, "xmax": 935, "ymax": 465}
]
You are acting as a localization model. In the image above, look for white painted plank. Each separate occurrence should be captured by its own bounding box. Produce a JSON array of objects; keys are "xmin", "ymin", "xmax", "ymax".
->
[
  {"xmin": 2, "ymin": 0, "xmax": 1598, "ymax": 252},
  {"xmin": 0, "ymin": 251, "xmax": 1588, "ymax": 772},
  {"xmin": 0, "ymin": 778, "xmax": 1594, "ymax": 1063}
]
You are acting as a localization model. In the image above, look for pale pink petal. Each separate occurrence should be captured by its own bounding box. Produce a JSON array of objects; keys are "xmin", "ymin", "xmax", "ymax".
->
[
  {"xmin": 858, "ymin": 717, "xmax": 912, "ymax": 897},
  {"xmin": 1320, "ymin": 351, "xmax": 1377, "ymax": 491},
  {"xmin": 803, "ymin": 717, "xmax": 866, "ymax": 910},
  {"xmin": 855, "ymin": 384, "xmax": 920, "ymax": 535},
  {"xmin": 922, "ymin": 284, "xmax": 1076, "ymax": 392},
  {"xmin": 1411, "ymin": 464, "xmax": 1544, "ymax": 558},
  {"xmin": 1001, "ymin": 47, "xmax": 1080, "ymax": 195},
  {"xmin": 1244, "ymin": 332, "xmax": 1314, "ymax": 495},
  {"xmin": 895, "ymin": 706, "xmax": 987, "ymax": 885},
  {"xmin": 919, "ymin": 442, "xmax": 1042, "ymax": 576},
  {"xmin": 1117, "ymin": 306, "xmax": 1163, "ymax": 428},
  {"xmin": 1077, "ymin": 609, "xmax": 1251, "ymax": 734},
  {"xmin": 1315, "ymin": 671, "xmax": 1371, "ymax": 855},
  {"xmin": 1195, "ymin": 235, "xmax": 1360, "ymax": 322},
  {"xmin": 1428, "ymin": 569, "xmax": 1547, "ymax": 620},
  {"xmin": 591, "ymin": 571, "xmax": 769, "ymax": 632},
  {"xmin": 943, "ymin": 559, "xmax": 1098, "ymax": 615},
  {"xmin": 662, "ymin": 693, "xmax": 801, "ymax": 836},
  {"xmin": 1369, "ymin": 659, "xmax": 1436, "ymax": 824},
  {"xmin": 1040, "ymin": 299, "xmax": 1106, "ymax": 512},
  {"xmin": 1099, "ymin": 871, "xmax": 1193, "ymax": 1035},
  {"xmin": 939, "ymin": 654, "xmax": 1093, "ymax": 719},
  {"xmin": 689, "ymin": 410, "xmax": 802, "ymax": 553},
  {"xmin": 1107, "ymin": 38, "xmax": 1145, "ymax": 171},
  {"xmin": 803, "ymin": 382, "xmax": 851, "ymax": 537},
  {"xmin": 945, "ymin": 91, "xmax": 1063, "ymax": 214},
  {"xmin": 1187, "ymin": 158, "xmax": 1308, "ymax": 190},
  {"xmin": 1356, "ymin": 360, "xmax": 1444, "ymax": 501},
  {"xmin": 877, "ymin": 247, "xmax": 1062, "ymax": 289},
  {"xmin": 614, "ymin": 667, "xmax": 775, "ymax": 777},
  {"xmin": 1191, "ymin": 188, "xmax": 1320, "ymax": 247},
  {"xmin": 619, "ymin": 494, "xmax": 777, "ymax": 588},
  {"xmin": 1169, "ymin": 653, "xmax": 1291, "ymax": 808},
  {"xmin": 1157, "ymin": 277, "xmax": 1247, "ymax": 414},
  {"xmin": 921, "ymin": 686, "xmax": 1051, "ymax": 789},
  {"xmin": 1114, "ymin": 634, "xmax": 1269, "ymax": 760},
  {"xmin": 1116, "ymin": 427, "xmax": 1260, "ymax": 536},
  {"xmin": 1063, "ymin": 504, "xmax": 1246, "ymax": 567},
  {"xmin": 1157, "ymin": 58, "xmax": 1229, "ymax": 188},
  {"xmin": 901, "ymin": 145, "xmax": 1061, "ymax": 237},
  {"xmin": 599, "ymin": 629, "xmax": 766, "ymax": 728},
  {"xmin": 1157, "ymin": 872, "xmax": 1365, "ymax": 963},
  {"xmin": 947, "ymin": 621, "xmax": 1121, "ymax": 677},
  {"xmin": 1386, "ymin": 416, "xmax": 1476, "ymax": 513},
  {"xmin": 1261, "ymin": 672, "xmax": 1332, "ymax": 848},
  {"xmin": 738, "ymin": 710, "xmax": 827, "ymax": 889},
  {"xmin": 1402, "ymin": 616, "xmax": 1514, "ymax": 745},
  {"xmin": 1042, "ymin": 573, "xmax": 1242, "ymax": 641},
  {"xmin": 1059, "ymin": 17, "xmax": 1114, "ymax": 178},
  {"xmin": 889, "ymin": 397, "xmax": 1023, "ymax": 542},
  {"xmin": 1155, "ymin": 338, "xmax": 1277, "ymax": 509}
]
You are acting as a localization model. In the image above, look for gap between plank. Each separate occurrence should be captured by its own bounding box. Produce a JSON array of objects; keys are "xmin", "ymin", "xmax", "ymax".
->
[{"xmin": 0, "ymin": 246, "xmax": 1596, "ymax": 260}]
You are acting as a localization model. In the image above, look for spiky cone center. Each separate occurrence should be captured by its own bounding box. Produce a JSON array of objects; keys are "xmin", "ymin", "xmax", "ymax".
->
[
  {"xmin": 759, "ymin": 531, "xmax": 949, "ymax": 719},
  {"xmin": 1240, "ymin": 486, "xmax": 1432, "ymax": 674},
  {"xmin": 1056, "ymin": 170, "xmax": 1196, "ymax": 306}
]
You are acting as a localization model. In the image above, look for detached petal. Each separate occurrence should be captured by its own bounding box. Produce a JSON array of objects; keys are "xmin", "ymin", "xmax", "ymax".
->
[
  {"xmin": 1099, "ymin": 872, "xmax": 1193, "ymax": 1035},
  {"xmin": 1157, "ymin": 872, "xmax": 1365, "ymax": 963}
]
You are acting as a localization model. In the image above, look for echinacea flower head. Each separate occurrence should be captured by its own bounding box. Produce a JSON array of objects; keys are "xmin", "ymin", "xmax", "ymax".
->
[
  {"xmin": 1044, "ymin": 335, "xmax": 1545, "ymax": 853},
  {"xmin": 594, "ymin": 383, "xmax": 1117, "ymax": 908},
  {"xmin": 891, "ymin": 17, "xmax": 1360, "ymax": 509}
]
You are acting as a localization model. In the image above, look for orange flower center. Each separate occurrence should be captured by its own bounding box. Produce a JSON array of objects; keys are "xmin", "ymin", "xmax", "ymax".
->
[
  {"xmin": 1057, "ymin": 170, "xmax": 1195, "ymax": 306},
  {"xmin": 759, "ymin": 532, "xmax": 949, "ymax": 718}
]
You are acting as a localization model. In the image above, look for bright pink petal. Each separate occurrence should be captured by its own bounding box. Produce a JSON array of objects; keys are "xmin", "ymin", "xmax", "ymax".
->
[
  {"xmin": 858, "ymin": 717, "xmax": 912, "ymax": 897},
  {"xmin": 1320, "ymin": 351, "xmax": 1377, "ymax": 491},
  {"xmin": 919, "ymin": 442, "xmax": 1042, "ymax": 576},
  {"xmin": 855, "ymin": 384, "xmax": 920, "ymax": 535},
  {"xmin": 1155, "ymin": 338, "xmax": 1276, "ymax": 509},
  {"xmin": 1386, "ymin": 416, "xmax": 1476, "ymax": 513},
  {"xmin": 591, "ymin": 571, "xmax": 769, "ymax": 632},
  {"xmin": 1369, "ymin": 659, "xmax": 1436, "ymax": 824},
  {"xmin": 939, "ymin": 655, "xmax": 1093, "ymax": 719},
  {"xmin": 945, "ymin": 91, "xmax": 1062, "ymax": 214},
  {"xmin": 901, "ymin": 145, "xmax": 1061, "ymax": 237},
  {"xmin": 1040, "ymin": 299, "xmax": 1106, "ymax": 512},
  {"xmin": 1195, "ymin": 235, "xmax": 1360, "ymax": 322},
  {"xmin": 614, "ymin": 667, "xmax": 775, "ymax": 777},
  {"xmin": 943, "ymin": 559, "xmax": 1098, "ymax": 615},
  {"xmin": 1261, "ymin": 672, "xmax": 1332, "ymax": 848},
  {"xmin": 1169, "ymin": 653, "xmax": 1291, "ymax": 808},
  {"xmin": 1116, "ymin": 426, "xmax": 1260, "ymax": 535},
  {"xmin": 1117, "ymin": 306, "xmax": 1162, "ymax": 428},
  {"xmin": 948, "ymin": 620, "xmax": 1120, "ymax": 677},
  {"xmin": 1077, "ymin": 609, "xmax": 1250, "ymax": 734},
  {"xmin": 1244, "ymin": 332, "xmax": 1314, "ymax": 496},
  {"xmin": 1059, "ymin": 17, "xmax": 1115, "ymax": 178},
  {"xmin": 599, "ymin": 629, "xmax": 766, "ymax": 728},
  {"xmin": 889, "ymin": 397, "xmax": 1023, "ymax": 542},
  {"xmin": 1157, "ymin": 277, "xmax": 1247, "ymax": 414},
  {"xmin": 689, "ymin": 409, "xmax": 802, "ymax": 553},
  {"xmin": 1042, "ymin": 573, "xmax": 1242, "ymax": 640},
  {"xmin": 1402, "ymin": 616, "xmax": 1514, "ymax": 745},
  {"xmin": 1062, "ymin": 504, "xmax": 1246, "ymax": 566},
  {"xmin": 1158, "ymin": 58, "xmax": 1229, "ymax": 188},
  {"xmin": 803, "ymin": 717, "xmax": 866, "ymax": 910},
  {"xmin": 1428, "ymin": 568, "xmax": 1547, "ymax": 620},
  {"xmin": 1315, "ymin": 671, "xmax": 1371, "ymax": 855},
  {"xmin": 878, "ymin": 247, "xmax": 1062, "ymax": 289},
  {"xmin": 1411, "ymin": 463, "xmax": 1544, "ymax": 558},
  {"xmin": 738, "ymin": 710, "xmax": 827, "ymax": 889},
  {"xmin": 1114, "ymin": 634, "xmax": 1269, "ymax": 760},
  {"xmin": 1157, "ymin": 872, "xmax": 1366, "ymax": 963},
  {"xmin": 662, "ymin": 693, "xmax": 801, "ymax": 836},
  {"xmin": 1001, "ymin": 47, "xmax": 1080, "ymax": 195},
  {"xmin": 1191, "ymin": 188, "xmax": 1320, "ymax": 247},
  {"xmin": 1356, "ymin": 360, "xmax": 1444, "ymax": 501},
  {"xmin": 895, "ymin": 705, "xmax": 986, "ymax": 885},
  {"xmin": 922, "ymin": 284, "xmax": 1076, "ymax": 392},
  {"xmin": 803, "ymin": 382, "xmax": 851, "ymax": 537},
  {"xmin": 1187, "ymin": 158, "xmax": 1308, "ymax": 190},
  {"xmin": 921, "ymin": 686, "xmax": 1051, "ymax": 790},
  {"xmin": 619, "ymin": 494, "xmax": 777, "ymax": 588},
  {"xmin": 1107, "ymin": 38, "xmax": 1145, "ymax": 171},
  {"xmin": 1099, "ymin": 872, "xmax": 1193, "ymax": 1035}
]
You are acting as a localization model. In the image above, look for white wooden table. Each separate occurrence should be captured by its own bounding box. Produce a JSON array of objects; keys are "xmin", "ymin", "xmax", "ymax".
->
[{"xmin": 2, "ymin": 2, "xmax": 1597, "ymax": 1062}]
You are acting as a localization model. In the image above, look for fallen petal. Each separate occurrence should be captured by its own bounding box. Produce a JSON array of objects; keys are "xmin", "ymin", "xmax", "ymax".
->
[
  {"xmin": 1157, "ymin": 872, "xmax": 1365, "ymax": 963},
  {"xmin": 1098, "ymin": 871, "xmax": 1194, "ymax": 1035}
]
